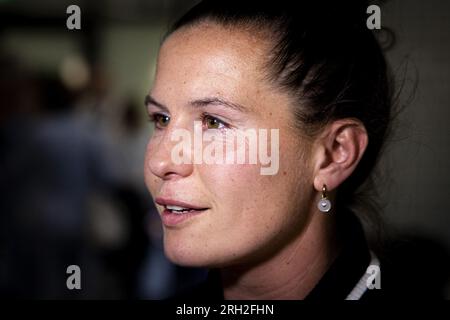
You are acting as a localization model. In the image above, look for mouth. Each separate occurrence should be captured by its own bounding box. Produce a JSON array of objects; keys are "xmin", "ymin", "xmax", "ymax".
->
[
  {"xmin": 164, "ymin": 204, "xmax": 208, "ymax": 215},
  {"xmin": 155, "ymin": 197, "xmax": 209, "ymax": 227}
]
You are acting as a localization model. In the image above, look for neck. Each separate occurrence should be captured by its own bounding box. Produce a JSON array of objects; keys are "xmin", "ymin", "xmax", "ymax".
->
[{"xmin": 221, "ymin": 212, "xmax": 340, "ymax": 300}]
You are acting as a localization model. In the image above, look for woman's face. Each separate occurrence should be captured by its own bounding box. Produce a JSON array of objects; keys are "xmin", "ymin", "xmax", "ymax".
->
[{"xmin": 145, "ymin": 22, "xmax": 316, "ymax": 267}]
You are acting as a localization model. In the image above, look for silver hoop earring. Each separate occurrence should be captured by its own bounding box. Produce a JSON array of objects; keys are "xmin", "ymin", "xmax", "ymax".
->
[{"xmin": 317, "ymin": 184, "xmax": 331, "ymax": 213}]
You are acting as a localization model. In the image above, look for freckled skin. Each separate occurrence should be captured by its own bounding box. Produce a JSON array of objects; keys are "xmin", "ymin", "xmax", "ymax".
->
[{"xmin": 145, "ymin": 22, "xmax": 317, "ymax": 268}]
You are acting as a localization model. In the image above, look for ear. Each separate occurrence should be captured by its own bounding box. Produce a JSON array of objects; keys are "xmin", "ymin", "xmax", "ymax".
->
[{"xmin": 312, "ymin": 119, "xmax": 368, "ymax": 192}]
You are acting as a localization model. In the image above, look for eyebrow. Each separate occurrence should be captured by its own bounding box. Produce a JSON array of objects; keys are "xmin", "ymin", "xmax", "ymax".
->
[
  {"xmin": 145, "ymin": 95, "xmax": 169, "ymax": 112},
  {"xmin": 189, "ymin": 97, "xmax": 249, "ymax": 113},
  {"xmin": 145, "ymin": 94, "xmax": 248, "ymax": 113}
]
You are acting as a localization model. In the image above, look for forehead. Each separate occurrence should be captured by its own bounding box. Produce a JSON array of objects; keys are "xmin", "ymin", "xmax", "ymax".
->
[
  {"xmin": 161, "ymin": 22, "xmax": 268, "ymax": 71},
  {"xmin": 152, "ymin": 22, "xmax": 272, "ymax": 109}
]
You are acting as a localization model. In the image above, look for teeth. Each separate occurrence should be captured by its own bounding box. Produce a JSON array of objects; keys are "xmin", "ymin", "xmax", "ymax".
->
[{"xmin": 166, "ymin": 205, "xmax": 190, "ymax": 211}]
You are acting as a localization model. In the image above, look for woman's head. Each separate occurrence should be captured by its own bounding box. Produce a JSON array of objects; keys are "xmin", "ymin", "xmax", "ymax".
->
[{"xmin": 144, "ymin": 0, "xmax": 391, "ymax": 267}]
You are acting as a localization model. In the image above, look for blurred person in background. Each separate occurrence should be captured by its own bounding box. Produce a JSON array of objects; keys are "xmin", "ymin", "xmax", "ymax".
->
[
  {"xmin": 0, "ymin": 52, "xmax": 151, "ymax": 298},
  {"xmin": 0, "ymin": 52, "xmax": 113, "ymax": 297}
]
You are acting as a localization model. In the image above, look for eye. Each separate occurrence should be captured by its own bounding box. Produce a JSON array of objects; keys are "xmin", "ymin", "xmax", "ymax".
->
[
  {"xmin": 149, "ymin": 113, "xmax": 170, "ymax": 129},
  {"xmin": 202, "ymin": 114, "xmax": 228, "ymax": 130}
]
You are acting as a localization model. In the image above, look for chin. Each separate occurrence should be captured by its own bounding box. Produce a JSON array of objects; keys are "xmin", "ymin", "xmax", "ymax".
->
[
  {"xmin": 162, "ymin": 236, "xmax": 240, "ymax": 268},
  {"xmin": 163, "ymin": 236, "xmax": 210, "ymax": 267}
]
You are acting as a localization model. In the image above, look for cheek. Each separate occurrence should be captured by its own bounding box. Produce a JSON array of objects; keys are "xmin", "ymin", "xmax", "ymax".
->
[
  {"xmin": 199, "ymin": 161, "xmax": 260, "ymax": 202},
  {"xmin": 193, "ymin": 162, "xmax": 303, "ymax": 265},
  {"xmin": 144, "ymin": 138, "xmax": 159, "ymax": 194},
  {"xmin": 198, "ymin": 129, "xmax": 310, "ymax": 220},
  {"xmin": 198, "ymin": 161, "xmax": 290, "ymax": 234}
]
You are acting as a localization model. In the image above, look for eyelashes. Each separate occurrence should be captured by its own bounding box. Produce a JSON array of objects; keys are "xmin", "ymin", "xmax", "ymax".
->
[
  {"xmin": 201, "ymin": 113, "xmax": 230, "ymax": 130},
  {"xmin": 147, "ymin": 112, "xmax": 231, "ymax": 131},
  {"xmin": 147, "ymin": 113, "xmax": 170, "ymax": 130}
]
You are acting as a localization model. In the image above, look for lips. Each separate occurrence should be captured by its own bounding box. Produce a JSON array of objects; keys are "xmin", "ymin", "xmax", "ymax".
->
[
  {"xmin": 155, "ymin": 197, "xmax": 209, "ymax": 227},
  {"xmin": 155, "ymin": 197, "xmax": 209, "ymax": 212}
]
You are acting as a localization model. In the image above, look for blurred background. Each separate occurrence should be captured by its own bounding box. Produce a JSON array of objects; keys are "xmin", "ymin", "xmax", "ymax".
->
[{"xmin": 0, "ymin": 0, "xmax": 449, "ymax": 299}]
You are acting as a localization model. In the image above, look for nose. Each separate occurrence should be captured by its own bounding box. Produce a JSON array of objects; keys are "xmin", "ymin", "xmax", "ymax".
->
[{"xmin": 146, "ymin": 130, "xmax": 194, "ymax": 180}]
